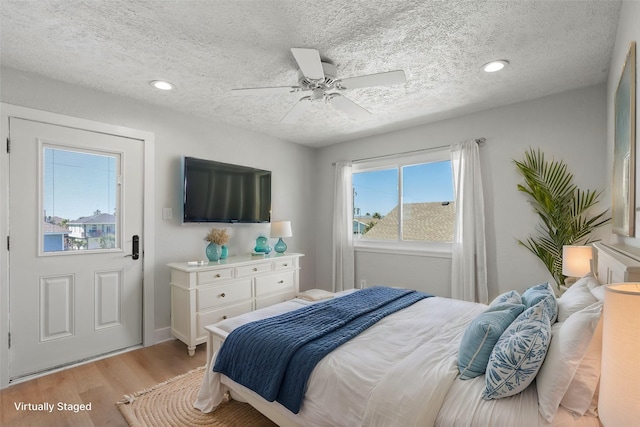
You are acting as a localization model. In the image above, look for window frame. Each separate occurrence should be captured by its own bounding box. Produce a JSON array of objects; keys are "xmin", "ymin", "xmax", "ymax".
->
[{"xmin": 351, "ymin": 148, "xmax": 454, "ymax": 256}]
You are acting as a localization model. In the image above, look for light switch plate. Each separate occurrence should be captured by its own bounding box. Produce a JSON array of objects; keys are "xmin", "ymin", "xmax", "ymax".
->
[{"xmin": 162, "ymin": 207, "xmax": 173, "ymax": 220}]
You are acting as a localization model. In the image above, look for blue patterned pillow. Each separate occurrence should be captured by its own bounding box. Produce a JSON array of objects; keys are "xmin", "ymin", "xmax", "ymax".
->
[
  {"xmin": 458, "ymin": 303, "xmax": 525, "ymax": 379},
  {"xmin": 482, "ymin": 303, "xmax": 552, "ymax": 399},
  {"xmin": 489, "ymin": 290, "xmax": 522, "ymax": 306},
  {"xmin": 522, "ymin": 282, "xmax": 558, "ymax": 323}
]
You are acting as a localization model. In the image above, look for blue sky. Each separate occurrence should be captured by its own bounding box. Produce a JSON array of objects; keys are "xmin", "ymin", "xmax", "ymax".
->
[
  {"xmin": 43, "ymin": 148, "xmax": 117, "ymax": 221},
  {"xmin": 353, "ymin": 161, "xmax": 454, "ymax": 217}
]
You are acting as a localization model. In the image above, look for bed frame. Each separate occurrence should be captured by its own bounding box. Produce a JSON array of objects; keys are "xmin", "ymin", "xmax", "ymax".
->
[
  {"xmin": 592, "ymin": 242, "xmax": 640, "ymax": 284},
  {"xmin": 203, "ymin": 242, "xmax": 640, "ymax": 427},
  {"xmin": 205, "ymin": 323, "xmax": 303, "ymax": 426}
]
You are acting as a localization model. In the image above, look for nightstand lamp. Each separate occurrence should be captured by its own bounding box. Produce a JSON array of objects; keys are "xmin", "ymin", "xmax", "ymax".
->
[
  {"xmin": 562, "ymin": 245, "xmax": 593, "ymax": 286},
  {"xmin": 271, "ymin": 221, "xmax": 292, "ymax": 254},
  {"xmin": 599, "ymin": 283, "xmax": 640, "ymax": 426}
]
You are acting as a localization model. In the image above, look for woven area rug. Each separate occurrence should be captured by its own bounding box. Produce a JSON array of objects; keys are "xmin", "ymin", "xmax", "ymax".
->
[{"xmin": 116, "ymin": 366, "xmax": 277, "ymax": 427}]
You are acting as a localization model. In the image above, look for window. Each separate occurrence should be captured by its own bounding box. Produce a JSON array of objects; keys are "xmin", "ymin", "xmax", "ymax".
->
[
  {"xmin": 352, "ymin": 149, "xmax": 454, "ymax": 251},
  {"xmin": 41, "ymin": 145, "xmax": 120, "ymax": 253}
]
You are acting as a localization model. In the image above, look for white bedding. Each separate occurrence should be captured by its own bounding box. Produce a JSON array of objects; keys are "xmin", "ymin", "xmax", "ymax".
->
[
  {"xmin": 437, "ymin": 374, "xmax": 599, "ymax": 427},
  {"xmin": 195, "ymin": 292, "xmax": 599, "ymax": 427}
]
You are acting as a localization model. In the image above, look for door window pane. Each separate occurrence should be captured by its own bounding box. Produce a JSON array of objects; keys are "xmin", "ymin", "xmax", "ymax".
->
[{"xmin": 42, "ymin": 146, "xmax": 119, "ymax": 252}]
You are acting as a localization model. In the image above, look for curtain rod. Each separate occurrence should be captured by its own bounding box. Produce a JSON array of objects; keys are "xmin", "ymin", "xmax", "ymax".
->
[{"xmin": 332, "ymin": 137, "xmax": 486, "ymax": 166}]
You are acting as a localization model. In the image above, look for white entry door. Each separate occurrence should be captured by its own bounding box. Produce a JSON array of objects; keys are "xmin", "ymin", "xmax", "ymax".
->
[{"xmin": 8, "ymin": 117, "xmax": 144, "ymax": 380}]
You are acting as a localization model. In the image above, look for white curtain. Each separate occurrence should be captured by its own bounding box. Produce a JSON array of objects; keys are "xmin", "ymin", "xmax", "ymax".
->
[
  {"xmin": 332, "ymin": 161, "xmax": 355, "ymax": 292},
  {"xmin": 451, "ymin": 141, "xmax": 488, "ymax": 304}
]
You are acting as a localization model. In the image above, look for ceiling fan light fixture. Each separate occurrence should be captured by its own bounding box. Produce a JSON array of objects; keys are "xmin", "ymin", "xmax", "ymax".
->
[
  {"xmin": 234, "ymin": 47, "xmax": 406, "ymax": 124},
  {"xmin": 150, "ymin": 80, "xmax": 175, "ymax": 90},
  {"xmin": 311, "ymin": 88, "xmax": 325, "ymax": 101},
  {"xmin": 482, "ymin": 60, "xmax": 509, "ymax": 73}
]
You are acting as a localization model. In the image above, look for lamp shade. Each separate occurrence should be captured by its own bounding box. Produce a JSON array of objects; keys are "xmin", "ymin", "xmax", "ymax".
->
[
  {"xmin": 562, "ymin": 245, "xmax": 593, "ymax": 277},
  {"xmin": 599, "ymin": 283, "xmax": 640, "ymax": 426},
  {"xmin": 270, "ymin": 221, "xmax": 292, "ymax": 238}
]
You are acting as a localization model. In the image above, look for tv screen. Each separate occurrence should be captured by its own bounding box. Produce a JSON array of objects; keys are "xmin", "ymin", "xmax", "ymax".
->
[{"xmin": 182, "ymin": 157, "xmax": 271, "ymax": 223}]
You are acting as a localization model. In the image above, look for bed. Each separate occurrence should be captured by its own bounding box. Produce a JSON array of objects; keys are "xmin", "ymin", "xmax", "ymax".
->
[{"xmin": 194, "ymin": 242, "xmax": 630, "ymax": 426}]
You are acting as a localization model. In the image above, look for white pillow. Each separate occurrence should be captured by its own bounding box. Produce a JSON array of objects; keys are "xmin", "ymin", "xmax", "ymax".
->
[
  {"xmin": 590, "ymin": 284, "xmax": 605, "ymax": 302},
  {"xmin": 584, "ymin": 274, "xmax": 600, "ymax": 290},
  {"xmin": 557, "ymin": 277, "xmax": 598, "ymax": 322},
  {"xmin": 560, "ymin": 314, "xmax": 603, "ymax": 416},
  {"xmin": 297, "ymin": 289, "xmax": 335, "ymax": 301},
  {"xmin": 536, "ymin": 301, "xmax": 602, "ymax": 422}
]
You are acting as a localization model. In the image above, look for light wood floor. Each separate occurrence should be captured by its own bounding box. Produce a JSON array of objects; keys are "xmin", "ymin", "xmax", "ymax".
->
[{"xmin": 0, "ymin": 340, "xmax": 207, "ymax": 427}]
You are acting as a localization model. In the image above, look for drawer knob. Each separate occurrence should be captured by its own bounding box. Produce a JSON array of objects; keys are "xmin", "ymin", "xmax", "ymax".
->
[
  {"xmin": 222, "ymin": 315, "xmax": 227, "ymax": 320},
  {"xmin": 253, "ymin": 267, "xmax": 258, "ymax": 271},
  {"xmin": 278, "ymin": 280, "xmax": 284, "ymax": 284},
  {"xmin": 283, "ymin": 263, "xmax": 288, "ymax": 267},
  {"xmin": 220, "ymin": 293, "xmax": 226, "ymax": 298},
  {"xmin": 215, "ymin": 274, "xmax": 221, "ymax": 278}
]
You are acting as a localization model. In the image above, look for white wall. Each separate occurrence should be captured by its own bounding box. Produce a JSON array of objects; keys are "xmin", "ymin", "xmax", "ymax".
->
[
  {"xmin": 315, "ymin": 84, "xmax": 608, "ymax": 299},
  {"xmin": 0, "ymin": 68, "xmax": 611, "ymax": 326},
  {"xmin": 0, "ymin": 67, "xmax": 317, "ymax": 332},
  {"xmin": 607, "ymin": 1, "xmax": 640, "ymax": 249}
]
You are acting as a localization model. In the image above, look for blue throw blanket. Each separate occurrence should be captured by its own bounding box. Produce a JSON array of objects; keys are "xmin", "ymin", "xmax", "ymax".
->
[{"xmin": 213, "ymin": 286, "xmax": 431, "ymax": 413}]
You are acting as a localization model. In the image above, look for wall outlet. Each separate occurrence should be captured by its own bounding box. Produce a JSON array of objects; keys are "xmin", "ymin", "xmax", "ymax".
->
[{"xmin": 360, "ymin": 279, "xmax": 367, "ymax": 289}]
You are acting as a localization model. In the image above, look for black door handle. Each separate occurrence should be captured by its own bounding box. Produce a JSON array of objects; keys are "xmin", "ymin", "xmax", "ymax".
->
[{"xmin": 125, "ymin": 235, "xmax": 140, "ymax": 260}]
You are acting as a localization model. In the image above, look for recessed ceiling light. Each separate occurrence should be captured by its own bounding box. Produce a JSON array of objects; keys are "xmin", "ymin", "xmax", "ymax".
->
[
  {"xmin": 150, "ymin": 80, "xmax": 175, "ymax": 90},
  {"xmin": 482, "ymin": 60, "xmax": 509, "ymax": 73}
]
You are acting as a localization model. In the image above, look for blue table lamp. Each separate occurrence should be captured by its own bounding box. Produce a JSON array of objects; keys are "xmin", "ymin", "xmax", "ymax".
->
[{"xmin": 271, "ymin": 221, "xmax": 292, "ymax": 254}]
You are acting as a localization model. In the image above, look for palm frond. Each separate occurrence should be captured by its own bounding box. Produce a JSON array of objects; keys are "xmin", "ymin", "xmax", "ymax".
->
[{"xmin": 514, "ymin": 148, "xmax": 611, "ymax": 288}]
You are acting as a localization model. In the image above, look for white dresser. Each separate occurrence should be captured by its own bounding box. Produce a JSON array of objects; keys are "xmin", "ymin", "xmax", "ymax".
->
[{"xmin": 168, "ymin": 253, "xmax": 303, "ymax": 355}]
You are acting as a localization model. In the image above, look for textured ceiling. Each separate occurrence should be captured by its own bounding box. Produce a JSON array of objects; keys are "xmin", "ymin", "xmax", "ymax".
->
[{"xmin": 0, "ymin": 1, "xmax": 621, "ymax": 147}]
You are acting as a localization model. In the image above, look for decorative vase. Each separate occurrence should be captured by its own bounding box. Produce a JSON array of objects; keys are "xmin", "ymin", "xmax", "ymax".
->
[
  {"xmin": 254, "ymin": 236, "xmax": 272, "ymax": 254},
  {"xmin": 205, "ymin": 242, "xmax": 222, "ymax": 262},
  {"xmin": 274, "ymin": 237, "xmax": 287, "ymax": 254},
  {"xmin": 220, "ymin": 245, "xmax": 228, "ymax": 259}
]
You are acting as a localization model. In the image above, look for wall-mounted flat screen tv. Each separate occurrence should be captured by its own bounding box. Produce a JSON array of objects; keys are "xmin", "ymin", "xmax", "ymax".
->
[{"xmin": 182, "ymin": 157, "xmax": 271, "ymax": 223}]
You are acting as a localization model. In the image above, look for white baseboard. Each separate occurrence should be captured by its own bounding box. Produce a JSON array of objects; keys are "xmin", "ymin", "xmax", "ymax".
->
[{"xmin": 154, "ymin": 327, "xmax": 174, "ymax": 344}]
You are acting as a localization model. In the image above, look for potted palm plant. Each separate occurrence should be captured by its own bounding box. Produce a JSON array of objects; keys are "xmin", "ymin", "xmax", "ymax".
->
[{"xmin": 514, "ymin": 148, "xmax": 611, "ymax": 288}]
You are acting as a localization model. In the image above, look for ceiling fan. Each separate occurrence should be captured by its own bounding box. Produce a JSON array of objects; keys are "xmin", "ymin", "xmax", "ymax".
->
[{"xmin": 232, "ymin": 48, "xmax": 407, "ymax": 124}]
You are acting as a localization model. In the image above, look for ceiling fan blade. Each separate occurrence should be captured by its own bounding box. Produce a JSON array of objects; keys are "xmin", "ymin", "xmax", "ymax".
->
[
  {"xmin": 281, "ymin": 97, "xmax": 312, "ymax": 124},
  {"xmin": 329, "ymin": 95, "xmax": 371, "ymax": 120},
  {"xmin": 231, "ymin": 86, "xmax": 299, "ymax": 95},
  {"xmin": 290, "ymin": 48, "xmax": 325, "ymax": 81},
  {"xmin": 338, "ymin": 70, "xmax": 406, "ymax": 90}
]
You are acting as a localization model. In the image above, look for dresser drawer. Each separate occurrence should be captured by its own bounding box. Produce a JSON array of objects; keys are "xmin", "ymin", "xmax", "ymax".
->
[
  {"xmin": 197, "ymin": 280, "xmax": 252, "ymax": 311},
  {"xmin": 197, "ymin": 268, "xmax": 234, "ymax": 285},
  {"xmin": 197, "ymin": 301, "xmax": 253, "ymax": 337},
  {"xmin": 236, "ymin": 261, "xmax": 271, "ymax": 277},
  {"xmin": 255, "ymin": 290, "xmax": 295, "ymax": 309},
  {"xmin": 273, "ymin": 258, "xmax": 295, "ymax": 271},
  {"xmin": 255, "ymin": 271, "xmax": 294, "ymax": 296}
]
